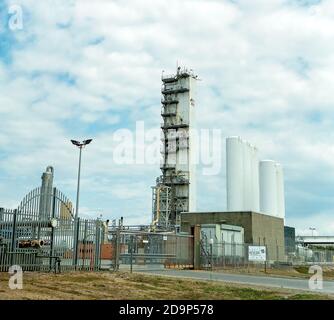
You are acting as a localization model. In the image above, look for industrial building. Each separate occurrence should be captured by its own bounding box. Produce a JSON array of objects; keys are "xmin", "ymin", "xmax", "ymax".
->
[
  {"xmin": 284, "ymin": 226, "xmax": 296, "ymax": 255},
  {"xmin": 151, "ymin": 67, "xmax": 198, "ymax": 231},
  {"xmin": 181, "ymin": 211, "xmax": 285, "ymax": 262},
  {"xmin": 0, "ymin": 66, "xmax": 300, "ymax": 273},
  {"xmin": 178, "ymin": 135, "xmax": 287, "ymax": 264},
  {"xmin": 148, "ymin": 67, "xmax": 289, "ymax": 267}
]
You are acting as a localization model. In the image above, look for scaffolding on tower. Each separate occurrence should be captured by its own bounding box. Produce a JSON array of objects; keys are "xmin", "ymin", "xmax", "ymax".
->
[{"xmin": 151, "ymin": 67, "xmax": 198, "ymax": 231}]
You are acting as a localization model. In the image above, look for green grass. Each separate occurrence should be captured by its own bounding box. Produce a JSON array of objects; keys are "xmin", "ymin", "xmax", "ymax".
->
[
  {"xmin": 294, "ymin": 266, "xmax": 309, "ymax": 274},
  {"xmin": 0, "ymin": 271, "xmax": 332, "ymax": 300},
  {"xmin": 289, "ymin": 293, "xmax": 329, "ymax": 300}
]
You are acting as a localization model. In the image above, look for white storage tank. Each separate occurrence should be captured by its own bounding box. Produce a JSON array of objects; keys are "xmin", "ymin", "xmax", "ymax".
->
[
  {"xmin": 226, "ymin": 136, "xmax": 244, "ymax": 211},
  {"xmin": 243, "ymin": 141, "xmax": 252, "ymax": 211},
  {"xmin": 250, "ymin": 145, "xmax": 260, "ymax": 212},
  {"xmin": 259, "ymin": 160, "xmax": 278, "ymax": 216},
  {"xmin": 276, "ymin": 163, "xmax": 285, "ymax": 220}
]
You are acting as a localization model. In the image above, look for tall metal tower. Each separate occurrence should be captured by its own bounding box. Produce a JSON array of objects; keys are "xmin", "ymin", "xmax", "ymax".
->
[{"xmin": 152, "ymin": 67, "xmax": 198, "ymax": 231}]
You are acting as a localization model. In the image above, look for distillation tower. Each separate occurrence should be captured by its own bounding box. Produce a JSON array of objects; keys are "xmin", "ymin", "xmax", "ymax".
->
[{"xmin": 152, "ymin": 67, "xmax": 198, "ymax": 230}]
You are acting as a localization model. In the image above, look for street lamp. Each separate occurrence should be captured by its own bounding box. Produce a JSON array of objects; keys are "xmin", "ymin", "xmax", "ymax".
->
[
  {"xmin": 309, "ymin": 227, "xmax": 316, "ymax": 237},
  {"xmin": 71, "ymin": 139, "xmax": 93, "ymax": 219}
]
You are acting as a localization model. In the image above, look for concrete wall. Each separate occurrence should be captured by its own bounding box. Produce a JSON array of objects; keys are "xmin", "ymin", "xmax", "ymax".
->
[{"xmin": 181, "ymin": 211, "xmax": 285, "ymax": 261}]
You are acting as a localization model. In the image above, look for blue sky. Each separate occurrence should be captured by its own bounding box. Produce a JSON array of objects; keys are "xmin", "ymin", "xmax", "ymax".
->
[{"xmin": 1, "ymin": 0, "xmax": 334, "ymax": 235}]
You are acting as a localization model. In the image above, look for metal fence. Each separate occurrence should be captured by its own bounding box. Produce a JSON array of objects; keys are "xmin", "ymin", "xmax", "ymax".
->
[
  {"xmin": 0, "ymin": 187, "xmax": 104, "ymax": 272},
  {"xmin": 200, "ymin": 240, "xmax": 289, "ymax": 269},
  {"xmin": 200, "ymin": 239, "xmax": 334, "ymax": 270},
  {"xmin": 0, "ymin": 207, "xmax": 195, "ymax": 273},
  {"xmin": 290, "ymin": 245, "xmax": 334, "ymax": 265},
  {"xmin": 105, "ymin": 230, "xmax": 194, "ymax": 271}
]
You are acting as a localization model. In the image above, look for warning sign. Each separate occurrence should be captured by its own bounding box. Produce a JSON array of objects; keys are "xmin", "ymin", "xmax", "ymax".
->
[{"xmin": 248, "ymin": 246, "xmax": 266, "ymax": 262}]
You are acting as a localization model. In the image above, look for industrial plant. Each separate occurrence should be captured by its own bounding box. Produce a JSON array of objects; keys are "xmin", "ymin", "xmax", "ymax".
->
[
  {"xmin": 152, "ymin": 67, "xmax": 197, "ymax": 231},
  {"xmin": 0, "ymin": 66, "xmax": 333, "ymax": 274}
]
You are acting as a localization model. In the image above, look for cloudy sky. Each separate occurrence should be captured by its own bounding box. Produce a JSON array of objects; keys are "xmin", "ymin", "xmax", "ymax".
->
[{"xmin": 1, "ymin": 0, "xmax": 334, "ymax": 235}]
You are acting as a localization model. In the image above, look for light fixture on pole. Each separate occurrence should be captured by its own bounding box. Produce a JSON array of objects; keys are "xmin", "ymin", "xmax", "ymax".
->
[
  {"xmin": 309, "ymin": 227, "xmax": 316, "ymax": 237},
  {"xmin": 71, "ymin": 139, "xmax": 93, "ymax": 219}
]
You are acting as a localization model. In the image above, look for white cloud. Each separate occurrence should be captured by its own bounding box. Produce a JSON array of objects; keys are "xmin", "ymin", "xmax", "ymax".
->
[{"xmin": 0, "ymin": 0, "xmax": 334, "ymax": 231}]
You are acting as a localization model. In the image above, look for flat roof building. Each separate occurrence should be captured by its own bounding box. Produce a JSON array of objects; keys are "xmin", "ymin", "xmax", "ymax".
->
[{"xmin": 181, "ymin": 211, "xmax": 285, "ymax": 262}]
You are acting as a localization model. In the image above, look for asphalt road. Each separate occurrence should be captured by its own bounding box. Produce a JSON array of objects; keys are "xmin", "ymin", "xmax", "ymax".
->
[{"xmin": 137, "ymin": 268, "xmax": 334, "ymax": 294}]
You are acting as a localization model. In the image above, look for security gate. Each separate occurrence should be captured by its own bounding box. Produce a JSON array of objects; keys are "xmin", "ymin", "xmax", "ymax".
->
[
  {"xmin": 107, "ymin": 231, "xmax": 194, "ymax": 271},
  {"xmin": 0, "ymin": 187, "xmax": 103, "ymax": 272}
]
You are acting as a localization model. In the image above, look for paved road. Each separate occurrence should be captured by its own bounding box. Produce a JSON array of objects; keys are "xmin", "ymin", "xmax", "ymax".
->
[{"xmin": 137, "ymin": 268, "xmax": 334, "ymax": 294}]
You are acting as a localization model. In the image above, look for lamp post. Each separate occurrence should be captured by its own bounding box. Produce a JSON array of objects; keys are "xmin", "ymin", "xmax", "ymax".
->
[
  {"xmin": 309, "ymin": 227, "xmax": 316, "ymax": 237},
  {"xmin": 71, "ymin": 139, "xmax": 93, "ymax": 219}
]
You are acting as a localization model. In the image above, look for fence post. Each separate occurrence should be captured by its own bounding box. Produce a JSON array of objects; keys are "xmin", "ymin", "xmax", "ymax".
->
[
  {"xmin": 209, "ymin": 240, "xmax": 213, "ymax": 271},
  {"xmin": 113, "ymin": 221, "xmax": 121, "ymax": 271},
  {"xmin": 193, "ymin": 225, "xmax": 201, "ymax": 270},
  {"xmin": 10, "ymin": 209, "xmax": 18, "ymax": 266},
  {"xmin": 73, "ymin": 217, "xmax": 80, "ymax": 269},
  {"xmin": 130, "ymin": 235, "xmax": 134, "ymax": 273},
  {"xmin": 246, "ymin": 244, "xmax": 250, "ymax": 273},
  {"xmin": 94, "ymin": 220, "xmax": 102, "ymax": 271},
  {"xmin": 82, "ymin": 220, "xmax": 88, "ymax": 270},
  {"xmin": 0, "ymin": 208, "xmax": 3, "ymax": 272},
  {"xmin": 222, "ymin": 241, "xmax": 225, "ymax": 268},
  {"xmin": 49, "ymin": 188, "xmax": 57, "ymax": 272}
]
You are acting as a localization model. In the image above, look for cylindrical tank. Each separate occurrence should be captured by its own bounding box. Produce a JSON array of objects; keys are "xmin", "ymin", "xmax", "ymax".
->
[
  {"xmin": 243, "ymin": 141, "xmax": 252, "ymax": 211},
  {"xmin": 226, "ymin": 136, "xmax": 244, "ymax": 211},
  {"xmin": 259, "ymin": 160, "xmax": 277, "ymax": 216},
  {"xmin": 276, "ymin": 163, "xmax": 285, "ymax": 219},
  {"xmin": 250, "ymin": 145, "xmax": 260, "ymax": 212},
  {"xmin": 39, "ymin": 166, "xmax": 54, "ymax": 220}
]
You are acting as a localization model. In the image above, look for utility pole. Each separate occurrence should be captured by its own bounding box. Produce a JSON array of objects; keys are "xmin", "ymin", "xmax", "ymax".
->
[
  {"xmin": 71, "ymin": 139, "xmax": 92, "ymax": 269},
  {"xmin": 71, "ymin": 139, "xmax": 93, "ymax": 219},
  {"xmin": 309, "ymin": 227, "xmax": 316, "ymax": 237}
]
